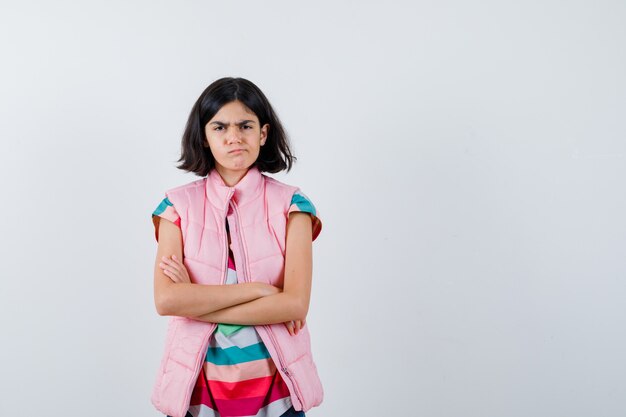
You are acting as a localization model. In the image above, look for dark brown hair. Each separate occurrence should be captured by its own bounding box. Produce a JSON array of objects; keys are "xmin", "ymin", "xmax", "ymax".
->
[{"xmin": 177, "ymin": 77, "xmax": 296, "ymax": 176}]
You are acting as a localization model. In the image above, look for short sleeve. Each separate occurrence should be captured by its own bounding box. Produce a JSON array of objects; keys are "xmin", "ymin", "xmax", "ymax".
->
[
  {"xmin": 151, "ymin": 196, "xmax": 181, "ymax": 242},
  {"xmin": 288, "ymin": 190, "xmax": 322, "ymax": 242}
]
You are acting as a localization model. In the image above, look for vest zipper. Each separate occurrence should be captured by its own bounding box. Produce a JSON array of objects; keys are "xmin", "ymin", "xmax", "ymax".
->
[
  {"xmin": 183, "ymin": 193, "xmax": 232, "ymax": 413},
  {"xmin": 229, "ymin": 199, "xmax": 305, "ymax": 408},
  {"xmin": 265, "ymin": 321, "xmax": 306, "ymax": 408}
]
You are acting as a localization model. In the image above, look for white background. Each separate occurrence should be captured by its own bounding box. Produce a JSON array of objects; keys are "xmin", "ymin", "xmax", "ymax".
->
[{"xmin": 1, "ymin": 1, "xmax": 625, "ymax": 416}]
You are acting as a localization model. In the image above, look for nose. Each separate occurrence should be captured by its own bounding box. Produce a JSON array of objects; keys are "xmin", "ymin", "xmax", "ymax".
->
[{"xmin": 226, "ymin": 127, "xmax": 242, "ymax": 144}]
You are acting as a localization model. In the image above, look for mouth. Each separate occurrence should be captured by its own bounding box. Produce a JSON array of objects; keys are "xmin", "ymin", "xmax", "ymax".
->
[{"xmin": 229, "ymin": 149, "xmax": 244, "ymax": 154}]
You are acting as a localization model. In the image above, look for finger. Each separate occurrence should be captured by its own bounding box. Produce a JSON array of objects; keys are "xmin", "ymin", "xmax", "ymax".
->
[
  {"xmin": 162, "ymin": 259, "xmax": 181, "ymax": 275},
  {"xmin": 159, "ymin": 262, "xmax": 180, "ymax": 278},
  {"xmin": 162, "ymin": 268, "xmax": 178, "ymax": 282},
  {"xmin": 164, "ymin": 260, "xmax": 190, "ymax": 283},
  {"xmin": 169, "ymin": 256, "xmax": 180, "ymax": 267},
  {"xmin": 172, "ymin": 255, "xmax": 186, "ymax": 270},
  {"xmin": 160, "ymin": 260, "xmax": 178, "ymax": 276},
  {"xmin": 169, "ymin": 268, "xmax": 183, "ymax": 282},
  {"xmin": 295, "ymin": 320, "xmax": 301, "ymax": 334},
  {"xmin": 172, "ymin": 258, "xmax": 191, "ymax": 282},
  {"xmin": 285, "ymin": 321, "xmax": 294, "ymax": 336},
  {"xmin": 163, "ymin": 267, "xmax": 184, "ymax": 283},
  {"xmin": 162, "ymin": 256, "xmax": 180, "ymax": 268}
]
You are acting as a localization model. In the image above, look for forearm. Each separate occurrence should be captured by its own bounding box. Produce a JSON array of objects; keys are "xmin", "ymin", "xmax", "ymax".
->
[
  {"xmin": 190, "ymin": 292, "xmax": 306, "ymax": 325},
  {"xmin": 159, "ymin": 282, "xmax": 265, "ymax": 317}
]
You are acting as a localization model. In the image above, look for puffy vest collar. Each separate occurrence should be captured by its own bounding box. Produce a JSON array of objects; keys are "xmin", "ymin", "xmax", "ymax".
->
[{"xmin": 205, "ymin": 164, "xmax": 264, "ymax": 210}]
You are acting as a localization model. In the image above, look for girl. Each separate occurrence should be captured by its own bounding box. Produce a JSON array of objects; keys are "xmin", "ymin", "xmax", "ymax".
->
[{"xmin": 150, "ymin": 77, "xmax": 323, "ymax": 417}]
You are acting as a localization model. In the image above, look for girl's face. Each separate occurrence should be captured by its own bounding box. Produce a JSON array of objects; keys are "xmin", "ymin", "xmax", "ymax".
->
[{"xmin": 204, "ymin": 100, "xmax": 269, "ymax": 180}]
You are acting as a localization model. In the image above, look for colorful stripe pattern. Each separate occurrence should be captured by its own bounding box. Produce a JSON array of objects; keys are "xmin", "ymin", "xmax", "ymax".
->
[
  {"xmin": 153, "ymin": 190, "xmax": 321, "ymax": 417},
  {"xmin": 152, "ymin": 192, "xmax": 321, "ymax": 417},
  {"xmin": 287, "ymin": 190, "xmax": 322, "ymax": 242},
  {"xmin": 151, "ymin": 197, "xmax": 181, "ymax": 241},
  {"xmin": 185, "ymin": 208, "xmax": 293, "ymax": 417}
]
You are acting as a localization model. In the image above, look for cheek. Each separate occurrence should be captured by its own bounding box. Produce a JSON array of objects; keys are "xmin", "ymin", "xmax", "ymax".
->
[
  {"xmin": 249, "ymin": 142, "xmax": 262, "ymax": 153},
  {"xmin": 204, "ymin": 142, "xmax": 222, "ymax": 159},
  {"xmin": 205, "ymin": 135, "xmax": 220, "ymax": 150}
]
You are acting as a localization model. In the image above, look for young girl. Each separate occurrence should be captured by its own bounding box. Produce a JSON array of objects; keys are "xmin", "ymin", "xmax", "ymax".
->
[{"xmin": 150, "ymin": 77, "xmax": 324, "ymax": 417}]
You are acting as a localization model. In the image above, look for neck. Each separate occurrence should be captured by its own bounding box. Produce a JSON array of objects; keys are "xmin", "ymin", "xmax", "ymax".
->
[{"xmin": 215, "ymin": 166, "xmax": 250, "ymax": 187}]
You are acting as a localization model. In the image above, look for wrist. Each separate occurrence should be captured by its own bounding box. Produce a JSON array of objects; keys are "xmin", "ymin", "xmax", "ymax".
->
[
  {"xmin": 249, "ymin": 282, "xmax": 270, "ymax": 298},
  {"xmin": 255, "ymin": 282, "xmax": 281, "ymax": 297}
]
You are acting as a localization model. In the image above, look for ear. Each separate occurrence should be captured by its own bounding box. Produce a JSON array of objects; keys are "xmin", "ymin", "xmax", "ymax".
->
[{"xmin": 260, "ymin": 123, "xmax": 269, "ymax": 145}]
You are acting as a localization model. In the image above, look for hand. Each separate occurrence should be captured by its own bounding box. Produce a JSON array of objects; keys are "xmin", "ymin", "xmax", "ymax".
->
[
  {"xmin": 284, "ymin": 318, "xmax": 306, "ymax": 336},
  {"xmin": 159, "ymin": 255, "xmax": 191, "ymax": 284}
]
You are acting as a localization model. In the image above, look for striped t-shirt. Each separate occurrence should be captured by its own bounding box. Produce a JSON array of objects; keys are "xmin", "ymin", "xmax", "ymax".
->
[{"xmin": 152, "ymin": 190, "xmax": 321, "ymax": 417}]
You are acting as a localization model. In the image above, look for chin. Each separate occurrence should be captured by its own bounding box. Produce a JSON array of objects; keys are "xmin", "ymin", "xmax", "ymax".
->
[{"xmin": 228, "ymin": 162, "xmax": 254, "ymax": 170}]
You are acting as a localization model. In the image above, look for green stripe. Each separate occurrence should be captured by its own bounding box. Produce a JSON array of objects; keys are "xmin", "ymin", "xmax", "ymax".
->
[{"xmin": 217, "ymin": 322, "xmax": 245, "ymax": 336}]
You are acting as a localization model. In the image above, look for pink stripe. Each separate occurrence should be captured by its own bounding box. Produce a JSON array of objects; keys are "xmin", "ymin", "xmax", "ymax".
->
[
  {"xmin": 203, "ymin": 358, "xmax": 277, "ymax": 383},
  {"xmin": 160, "ymin": 205, "xmax": 180, "ymax": 224}
]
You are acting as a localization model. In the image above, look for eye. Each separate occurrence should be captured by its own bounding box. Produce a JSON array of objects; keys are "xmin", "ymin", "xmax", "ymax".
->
[
  {"xmin": 242, "ymin": 125, "xmax": 252, "ymax": 130},
  {"xmin": 214, "ymin": 126, "xmax": 224, "ymax": 131}
]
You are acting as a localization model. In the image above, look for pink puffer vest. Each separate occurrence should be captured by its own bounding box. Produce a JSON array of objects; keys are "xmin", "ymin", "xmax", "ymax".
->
[{"xmin": 151, "ymin": 165, "xmax": 324, "ymax": 417}]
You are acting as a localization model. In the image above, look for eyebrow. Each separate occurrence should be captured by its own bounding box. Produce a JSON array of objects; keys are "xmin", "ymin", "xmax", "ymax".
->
[{"xmin": 209, "ymin": 120, "xmax": 256, "ymax": 126}]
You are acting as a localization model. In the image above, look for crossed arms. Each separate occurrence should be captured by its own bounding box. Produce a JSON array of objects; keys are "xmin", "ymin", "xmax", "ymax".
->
[{"xmin": 153, "ymin": 212, "xmax": 313, "ymax": 332}]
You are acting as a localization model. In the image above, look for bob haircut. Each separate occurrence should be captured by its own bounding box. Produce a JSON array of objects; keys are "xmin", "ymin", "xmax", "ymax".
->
[{"xmin": 177, "ymin": 77, "xmax": 296, "ymax": 176}]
